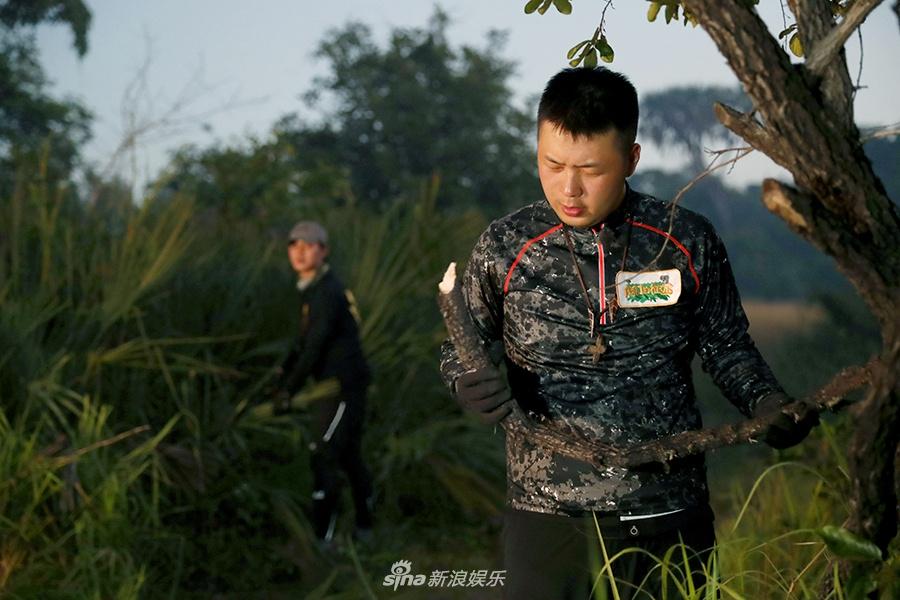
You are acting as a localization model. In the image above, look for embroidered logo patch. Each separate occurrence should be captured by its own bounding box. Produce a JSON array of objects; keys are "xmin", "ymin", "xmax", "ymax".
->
[{"xmin": 615, "ymin": 269, "xmax": 682, "ymax": 307}]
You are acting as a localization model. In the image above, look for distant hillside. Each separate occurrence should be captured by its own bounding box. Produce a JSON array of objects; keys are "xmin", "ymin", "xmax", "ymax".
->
[{"xmin": 630, "ymin": 137, "xmax": 898, "ymax": 300}]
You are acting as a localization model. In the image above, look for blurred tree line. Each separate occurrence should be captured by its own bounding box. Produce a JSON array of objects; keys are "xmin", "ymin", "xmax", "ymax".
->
[{"xmin": 160, "ymin": 10, "xmax": 537, "ymax": 222}]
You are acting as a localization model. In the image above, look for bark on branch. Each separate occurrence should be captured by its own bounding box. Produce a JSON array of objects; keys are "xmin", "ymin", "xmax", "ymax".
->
[
  {"xmin": 437, "ymin": 263, "xmax": 620, "ymax": 461},
  {"xmin": 713, "ymin": 103, "xmax": 785, "ymax": 164},
  {"xmin": 438, "ymin": 263, "xmax": 874, "ymax": 471},
  {"xmin": 805, "ymin": 0, "xmax": 883, "ymax": 76}
]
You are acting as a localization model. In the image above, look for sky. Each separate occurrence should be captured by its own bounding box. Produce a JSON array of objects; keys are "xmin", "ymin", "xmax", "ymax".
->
[{"xmin": 36, "ymin": 0, "xmax": 900, "ymax": 192}]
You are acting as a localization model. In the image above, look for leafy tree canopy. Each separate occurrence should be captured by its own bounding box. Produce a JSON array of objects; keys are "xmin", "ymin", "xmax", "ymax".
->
[
  {"xmin": 0, "ymin": 0, "xmax": 92, "ymax": 56},
  {"xmin": 295, "ymin": 9, "xmax": 538, "ymax": 211},
  {"xmin": 0, "ymin": 0, "xmax": 93, "ymax": 192},
  {"xmin": 162, "ymin": 9, "xmax": 540, "ymax": 220}
]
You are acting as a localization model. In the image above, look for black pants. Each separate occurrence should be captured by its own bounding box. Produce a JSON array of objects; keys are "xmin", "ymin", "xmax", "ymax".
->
[
  {"xmin": 503, "ymin": 505, "xmax": 718, "ymax": 600},
  {"xmin": 309, "ymin": 386, "xmax": 373, "ymax": 540}
]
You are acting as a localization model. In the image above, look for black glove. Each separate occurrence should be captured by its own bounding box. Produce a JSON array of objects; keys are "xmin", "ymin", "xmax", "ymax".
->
[
  {"xmin": 453, "ymin": 366, "xmax": 513, "ymax": 425},
  {"xmin": 755, "ymin": 392, "xmax": 819, "ymax": 450}
]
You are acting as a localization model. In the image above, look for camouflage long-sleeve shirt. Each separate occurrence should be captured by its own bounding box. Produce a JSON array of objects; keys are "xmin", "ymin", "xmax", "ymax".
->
[{"xmin": 439, "ymin": 186, "xmax": 783, "ymax": 516}]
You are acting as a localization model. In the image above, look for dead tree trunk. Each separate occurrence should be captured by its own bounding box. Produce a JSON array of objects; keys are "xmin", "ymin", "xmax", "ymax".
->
[{"xmin": 682, "ymin": 0, "xmax": 899, "ymax": 590}]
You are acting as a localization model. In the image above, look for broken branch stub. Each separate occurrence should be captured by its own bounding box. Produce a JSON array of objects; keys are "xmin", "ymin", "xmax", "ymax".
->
[{"xmin": 437, "ymin": 262, "xmax": 622, "ymax": 466}]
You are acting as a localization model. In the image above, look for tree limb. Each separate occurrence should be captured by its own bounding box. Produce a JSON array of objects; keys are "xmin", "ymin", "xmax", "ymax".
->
[
  {"xmin": 684, "ymin": 0, "xmax": 899, "ymax": 324},
  {"xmin": 713, "ymin": 103, "xmax": 787, "ymax": 165},
  {"xmin": 806, "ymin": 0, "xmax": 884, "ymax": 76},
  {"xmin": 620, "ymin": 360, "xmax": 875, "ymax": 469},
  {"xmin": 438, "ymin": 262, "xmax": 875, "ymax": 471},
  {"xmin": 761, "ymin": 178, "xmax": 814, "ymax": 238},
  {"xmin": 862, "ymin": 122, "xmax": 900, "ymax": 141},
  {"xmin": 437, "ymin": 263, "xmax": 623, "ymax": 460}
]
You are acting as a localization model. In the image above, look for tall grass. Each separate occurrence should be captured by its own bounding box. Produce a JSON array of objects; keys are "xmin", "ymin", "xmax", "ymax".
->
[
  {"xmin": 585, "ymin": 414, "xmax": 897, "ymax": 599},
  {"xmin": 1, "ymin": 166, "xmax": 507, "ymax": 597}
]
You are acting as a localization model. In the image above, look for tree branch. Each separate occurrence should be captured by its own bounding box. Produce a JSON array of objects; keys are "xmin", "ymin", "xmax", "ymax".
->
[
  {"xmin": 806, "ymin": 0, "xmax": 884, "ymax": 76},
  {"xmin": 713, "ymin": 102, "xmax": 787, "ymax": 165},
  {"xmin": 436, "ymin": 263, "xmax": 620, "ymax": 462},
  {"xmin": 438, "ymin": 263, "xmax": 875, "ymax": 471},
  {"xmin": 683, "ymin": 0, "xmax": 899, "ymax": 324},
  {"xmin": 790, "ymin": 0, "xmax": 857, "ymax": 127},
  {"xmin": 620, "ymin": 359, "xmax": 875, "ymax": 469},
  {"xmin": 761, "ymin": 178, "xmax": 814, "ymax": 238},
  {"xmin": 862, "ymin": 122, "xmax": 900, "ymax": 141}
]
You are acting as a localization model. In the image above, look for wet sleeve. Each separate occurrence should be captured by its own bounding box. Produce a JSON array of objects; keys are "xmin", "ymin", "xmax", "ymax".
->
[
  {"xmin": 693, "ymin": 223, "xmax": 784, "ymax": 417},
  {"xmin": 281, "ymin": 281, "xmax": 342, "ymax": 394},
  {"xmin": 439, "ymin": 228, "xmax": 506, "ymax": 390}
]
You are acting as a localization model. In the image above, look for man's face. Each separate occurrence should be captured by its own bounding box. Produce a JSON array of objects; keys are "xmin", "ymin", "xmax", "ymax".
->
[
  {"xmin": 537, "ymin": 121, "xmax": 641, "ymax": 228},
  {"xmin": 288, "ymin": 240, "xmax": 328, "ymax": 279}
]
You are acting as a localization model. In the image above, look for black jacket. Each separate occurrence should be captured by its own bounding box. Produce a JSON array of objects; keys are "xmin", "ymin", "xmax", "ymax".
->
[
  {"xmin": 281, "ymin": 267, "xmax": 370, "ymax": 394},
  {"xmin": 440, "ymin": 187, "xmax": 783, "ymax": 516}
]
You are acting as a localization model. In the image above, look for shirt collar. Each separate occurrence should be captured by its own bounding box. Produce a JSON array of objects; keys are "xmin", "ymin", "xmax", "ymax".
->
[{"xmin": 296, "ymin": 263, "xmax": 330, "ymax": 291}]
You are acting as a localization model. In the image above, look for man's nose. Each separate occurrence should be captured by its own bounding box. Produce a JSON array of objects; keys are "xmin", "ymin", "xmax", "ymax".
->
[{"xmin": 563, "ymin": 170, "xmax": 582, "ymax": 197}]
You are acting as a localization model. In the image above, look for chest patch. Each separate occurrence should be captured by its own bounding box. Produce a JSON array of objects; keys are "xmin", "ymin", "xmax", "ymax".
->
[{"xmin": 615, "ymin": 269, "xmax": 682, "ymax": 307}]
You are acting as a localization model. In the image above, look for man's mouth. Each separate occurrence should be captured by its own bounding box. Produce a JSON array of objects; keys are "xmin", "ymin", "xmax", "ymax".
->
[{"xmin": 561, "ymin": 205, "xmax": 584, "ymax": 217}]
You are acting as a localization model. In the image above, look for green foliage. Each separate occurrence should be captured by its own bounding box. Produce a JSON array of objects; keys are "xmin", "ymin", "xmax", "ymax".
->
[
  {"xmin": 0, "ymin": 1, "xmax": 94, "ymax": 197},
  {"xmin": 0, "ymin": 391, "xmax": 166, "ymax": 598},
  {"xmin": 567, "ymin": 27, "xmax": 614, "ymax": 68},
  {"xmin": 162, "ymin": 10, "xmax": 538, "ymax": 218},
  {"xmin": 529, "ymin": 0, "xmax": 874, "ymax": 67},
  {"xmin": 817, "ymin": 526, "xmax": 883, "ymax": 562},
  {"xmin": 645, "ymin": 1, "xmax": 699, "ymax": 27},
  {"xmin": 297, "ymin": 8, "xmax": 537, "ymax": 212},
  {"xmin": 0, "ymin": 0, "xmax": 92, "ymax": 56},
  {"xmin": 525, "ymin": 0, "xmax": 573, "ymax": 16},
  {"xmin": 582, "ymin": 419, "xmax": 893, "ymax": 598},
  {"xmin": 0, "ymin": 34, "xmax": 92, "ymax": 196},
  {"xmin": 0, "ymin": 148, "xmax": 507, "ymax": 595}
]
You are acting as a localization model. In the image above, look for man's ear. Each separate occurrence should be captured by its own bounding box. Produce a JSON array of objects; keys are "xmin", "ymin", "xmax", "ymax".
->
[
  {"xmin": 322, "ymin": 244, "xmax": 331, "ymax": 258},
  {"xmin": 626, "ymin": 143, "xmax": 641, "ymax": 177}
]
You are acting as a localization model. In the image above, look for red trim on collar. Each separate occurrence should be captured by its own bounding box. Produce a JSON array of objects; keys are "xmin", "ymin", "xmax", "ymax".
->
[
  {"xmin": 503, "ymin": 224, "xmax": 564, "ymax": 294},
  {"xmin": 627, "ymin": 220, "xmax": 701, "ymax": 292}
]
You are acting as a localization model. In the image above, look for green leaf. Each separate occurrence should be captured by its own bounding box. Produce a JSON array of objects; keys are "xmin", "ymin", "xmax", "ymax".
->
[
  {"xmin": 567, "ymin": 40, "xmax": 590, "ymax": 59},
  {"xmin": 583, "ymin": 49, "xmax": 598, "ymax": 68},
  {"xmin": 598, "ymin": 37, "xmax": 614, "ymax": 63},
  {"xmin": 647, "ymin": 2, "xmax": 662, "ymax": 22},
  {"xmin": 553, "ymin": 0, "xmax": 573, "ymax": 15},
  {"xmin": 664, "ymin": 2, "xmax": 678, "ymax": 24},
  {"xmin": 537, "ymin": 0, "xmax": 553, "ymax": 15},
  {"xmin": 524, "ymin": 0, "xmax": 543, "ymax": 13},
  {"xmin": 789, "ymin": 33, "xmax": 804, "ymax": 57},
  {"xmin": 846, "ymin": 571, "xmax": 878, "ymax": 598},
  {"xmin": 817, "ymin": 526, "xmax": 882, "ymax": 561}
]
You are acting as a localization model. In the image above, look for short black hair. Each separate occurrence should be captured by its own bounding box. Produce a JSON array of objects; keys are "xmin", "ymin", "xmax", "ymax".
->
[{"xmin": 538, "ymin": 67, "xmax": 639, "ymax": 150}]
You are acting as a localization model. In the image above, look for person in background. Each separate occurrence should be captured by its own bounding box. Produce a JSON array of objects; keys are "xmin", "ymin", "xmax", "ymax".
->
[
  {"xmin": 439, "ymin": 67, "xmax": 818, "ymax": 599},
  {"xmin": 275, "ymin": 221, "xmax": 374, "ymax": 544}
]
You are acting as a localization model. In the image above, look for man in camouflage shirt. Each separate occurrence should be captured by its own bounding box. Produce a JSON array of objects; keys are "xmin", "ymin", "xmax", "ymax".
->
[{"xmin": 439, "ymin": 67, "xmax": 818, "ymax": 599}]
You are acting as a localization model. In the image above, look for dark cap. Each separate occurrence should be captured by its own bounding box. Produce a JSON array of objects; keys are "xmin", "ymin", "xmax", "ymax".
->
[{"xmin": 288, "ymin": 221, "xmax": 328, "ymax": 245}]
